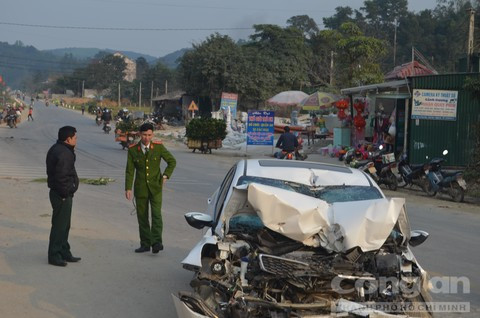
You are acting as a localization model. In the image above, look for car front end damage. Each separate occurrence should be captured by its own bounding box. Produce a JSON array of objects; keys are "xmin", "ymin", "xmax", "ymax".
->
[{"xmin": 174, "ymin": 183, "xmax": 432, "ymax": 318}]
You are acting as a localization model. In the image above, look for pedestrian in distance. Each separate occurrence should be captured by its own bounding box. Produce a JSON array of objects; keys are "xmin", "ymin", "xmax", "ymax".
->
[
  {"xmin": 125, "ymin": 123, "xmax": 176, "ymax": 254},
  {"xmin": 46, "ymin": 126, "xmax": 81, "ymax": 267},
  {"xmin": 81, "ymin": 104, "xmax": 85, "ymax": 115},
  {"xmin": 28, "ymin": 107, "xmax": 34, "ymax": 121}
]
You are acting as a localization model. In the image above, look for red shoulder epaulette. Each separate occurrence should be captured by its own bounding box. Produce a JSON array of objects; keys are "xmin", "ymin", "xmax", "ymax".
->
[
  {"xmin": 152, "ymin": 140, "xmax": 163, "ymax": 145},
  {"xmin": 128, "ymin": 144, "xmax": 137, "ymax": 149}
]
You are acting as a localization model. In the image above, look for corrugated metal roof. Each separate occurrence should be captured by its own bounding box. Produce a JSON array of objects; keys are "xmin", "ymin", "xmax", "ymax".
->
[
  {"xmin": 385, "ymin": 61, "xmax": 436, "ymax": 80},
  {"xmin": 341, "ymin": 79, "xmax": 409, "ymax": 95}
]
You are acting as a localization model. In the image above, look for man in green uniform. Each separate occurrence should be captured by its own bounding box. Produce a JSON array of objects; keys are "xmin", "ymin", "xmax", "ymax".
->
[{"xmin": 125, "ymin": 123, "xmax": 176, "ymax": 253}]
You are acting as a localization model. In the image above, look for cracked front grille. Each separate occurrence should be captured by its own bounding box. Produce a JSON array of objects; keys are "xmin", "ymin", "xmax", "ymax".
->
[{"xmin": 259, "ymin": 254, "xmax": 310, "ymax": 276}]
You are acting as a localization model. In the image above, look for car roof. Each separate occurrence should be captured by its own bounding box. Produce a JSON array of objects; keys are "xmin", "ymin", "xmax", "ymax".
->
[{"xmin": 240, "ymin": 159, "xmax": 373, "ymax": 187}]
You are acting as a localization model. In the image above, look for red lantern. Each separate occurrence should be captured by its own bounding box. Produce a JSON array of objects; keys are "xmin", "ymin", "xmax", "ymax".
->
[
  {"xmin": 353, "ymin": 114, "xmax": 366, "ymax": 130},
  {"xmin": 353, "ymin": 100, "xmax": 366, "ymax": 131},
  {"xmin": 335, "ymin": 99, "xmax": 349, "ymax": 120}
]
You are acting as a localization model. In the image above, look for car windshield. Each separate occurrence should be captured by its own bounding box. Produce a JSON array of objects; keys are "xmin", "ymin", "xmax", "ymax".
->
[{"xmin": 237, "ymin": 176, "xmax": 382, "ymax": 203}]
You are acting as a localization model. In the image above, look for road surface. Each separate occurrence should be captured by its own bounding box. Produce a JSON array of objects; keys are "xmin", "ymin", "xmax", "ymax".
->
[{"xmin": 0, "ymin": 102, "xmax": 478, "ymax": 317}]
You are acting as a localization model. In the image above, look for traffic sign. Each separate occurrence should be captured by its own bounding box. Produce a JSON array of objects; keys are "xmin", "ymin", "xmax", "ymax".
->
[{"xmin": 188, "ymin": 101, "xmax": 199, "ymax": 111}]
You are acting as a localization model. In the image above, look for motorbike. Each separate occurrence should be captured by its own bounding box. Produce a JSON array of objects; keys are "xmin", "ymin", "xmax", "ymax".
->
[
  {"xmin": 424, "ymin": 150, "xmax": 467, "ymax": 202},
  {"xmin": 363, "ymin": 147, "xmax": 398, "ymax": 191},
  {"xmin": 95, "ymin": 115, "xmax": 102, "ymax": 126},
  {"xmin": 275, "ymin": 150, "xmax": 295, "ymax": 160},
  {"xmin": 45, "ymin": 101, "xmax": 49, "ymax": 107},
  {"xmin": 103, "ymin": 121, "xmax": 111, "ymax": 134},
  {"xmin": 348, "ymin": 147, "xmax": 398, "ymax": 190},
  {"xmin": 6, "ymin": 114, "xmax": 16, "ymax": 128},
  {"xmin": 397, "ymin": 152, "xmax": 430, "ymax": 191}
]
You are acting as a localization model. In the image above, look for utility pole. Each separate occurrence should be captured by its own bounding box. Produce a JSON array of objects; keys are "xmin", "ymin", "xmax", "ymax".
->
[
  {"xmin": 165, "ymin": 80, "xmax": 168, "ymax": 94},
  {"xmin": 393, "ymin": 18, "xmax": 398, "ymax": 67},
  {"xmin": 82, "ymin": 80, "xmax": 85, "ymax": 98},
  {"xmin": 329, "ymin": 51, "xmax": 334, "ymax": 86},
  {"xmin": 467, "ymin": 8, "xmax": 476, "ymax": 72},
  {"xmin": 139, "ymin": 82, "xmax": 142, "ymax": 107},
  {"xmin": 150, "ymin": 81, "xmax": 153, "ymax": 110},
  {"xmin": 118, "ymin": 82, "xmax": 121, "ymax": 107}
]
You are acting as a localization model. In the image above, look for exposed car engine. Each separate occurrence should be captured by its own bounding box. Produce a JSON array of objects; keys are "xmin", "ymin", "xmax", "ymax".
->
[{"xmin": 179, "ymin": 219, "xmax": 431, "ymax": 318}]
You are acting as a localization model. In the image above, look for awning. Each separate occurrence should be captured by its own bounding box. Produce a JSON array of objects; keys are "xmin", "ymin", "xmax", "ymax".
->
[
  {"xmin": 152, "ymin": 90, "xmax": 185, "ymax": 102},
  {"xmin": 341, "ymin": 79, "xmax": 410, "ymax": 95}
]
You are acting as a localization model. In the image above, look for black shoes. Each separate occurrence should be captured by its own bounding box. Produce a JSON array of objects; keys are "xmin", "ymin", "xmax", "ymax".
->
[
  {"xmin": 65, "ymin": 256, "xmax": 81, "ymax": 262},
  {"xmin": 135, "ymin": 244, "xmax": 163, "ymax": 253},
  {"xmin": 152, "ymin": 243, "xmax": 163, "ymax": 254},
  {"xmin": 48, "ymin": 259, "xmax": 67, "ymax": 267},
  {"xmin": 135, "ymin": 246, "xmax": 150, "ymax": 253}
]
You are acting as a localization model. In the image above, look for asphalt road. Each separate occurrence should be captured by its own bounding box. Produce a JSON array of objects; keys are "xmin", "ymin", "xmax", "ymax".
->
[{"xmin": 0, "ymin": 101, "xmax": 478, "ymax": 317}]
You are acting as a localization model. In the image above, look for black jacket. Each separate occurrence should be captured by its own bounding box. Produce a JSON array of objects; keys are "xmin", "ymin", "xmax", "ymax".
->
[
  {"xmin": 275, "ymin": 132, "xmax": 298, "ymax": 152},
  {"xmin": 46, "ymin": 141, "xmax": 79, "ymax": 198}
]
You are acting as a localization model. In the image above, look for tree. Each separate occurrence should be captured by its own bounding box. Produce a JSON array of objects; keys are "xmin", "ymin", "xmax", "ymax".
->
[
  {"xmin": 335, "ymin": 22, "xmax": 387, "ymax": 86},
  {"xmin": 136, "ymin": 57, "xmax": 149, "ymax": 80},
  {"xmin": 179, "ymin": 33, "xmax": 247, "ymax": 108},
  {"xmin": 287, "ymin": 15, "xmax": 319, "ymax": 38},
  {"xmin": 323, "ymin": 6, "xmax": 355, "ymax": 30},
  {"xmin": 248, "ymin": 24, "xmax": 311, "ymax": 91},
  {"xmin": 84, "ymin": 54, "xmax": 126, "ymax": 90}
]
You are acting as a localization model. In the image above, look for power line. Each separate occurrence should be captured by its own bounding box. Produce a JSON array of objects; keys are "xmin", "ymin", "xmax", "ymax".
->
[{"xmin": 0, "ymin": 21, "xmax": 254, "ymax": 31}]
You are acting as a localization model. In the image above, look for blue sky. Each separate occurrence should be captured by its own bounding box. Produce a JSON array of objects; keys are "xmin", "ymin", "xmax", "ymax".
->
[{"xmin": 0, "ymin": 0, "xmax": 438, "ymax": 57}]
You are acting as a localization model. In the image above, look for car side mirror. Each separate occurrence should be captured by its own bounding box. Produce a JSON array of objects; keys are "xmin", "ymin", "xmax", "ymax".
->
[
  {"xmin": 409, "ymin": 230, "xmax": 429, "ymax": 247},
  {"xmin": 185, "ymin": 212, "xmax": 213, "ymax": 230}
]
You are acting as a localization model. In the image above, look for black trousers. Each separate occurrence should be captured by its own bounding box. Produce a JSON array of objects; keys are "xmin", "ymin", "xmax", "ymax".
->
[{"xmin": 48, "ymin": 190, "xmax": 73, "ymax": 262}]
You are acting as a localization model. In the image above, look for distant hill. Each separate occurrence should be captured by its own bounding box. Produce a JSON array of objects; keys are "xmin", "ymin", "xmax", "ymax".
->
[
  {"xmin": 0, "ymin": 41, "xmax": 190, "ymax": 89},
  {"xmin": 0, "ymin": 41, "xmax": 85, "ymax": 89},
  {"xmin": 45, "ymin": 47, "xmax": 158, "ymax": 63},
  {"xmin": 157, "ymin": 48, "xmax": 190, "ymax": 68}
]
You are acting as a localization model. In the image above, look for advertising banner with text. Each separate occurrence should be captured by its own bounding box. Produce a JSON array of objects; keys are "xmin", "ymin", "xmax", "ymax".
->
[
  {"xmin": 412, "ymin": 89, "xmax": 458, "ymax": 121},
  {"xmin": 247, "ymin": 111, "xmax": 274, "ymax": 146}
]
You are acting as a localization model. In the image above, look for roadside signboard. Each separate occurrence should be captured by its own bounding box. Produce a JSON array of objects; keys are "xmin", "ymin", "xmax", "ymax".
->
[
  {"xmin": 411, "ymin": 89, "xmax": 458, "ymax": 121},
  {"xmin": 220, "ymin": 92, "xmax": 238, "ymax": 119},
  {"xmin": 247, "ymin": 110, "xmax": 274, "ymax": 146}
]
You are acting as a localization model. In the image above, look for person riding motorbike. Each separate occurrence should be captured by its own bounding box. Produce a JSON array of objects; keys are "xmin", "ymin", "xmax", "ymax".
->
[
  {"xmin": 275, "ymin": 126, "xmax": 298, "ymax": 159},
  {"xmin": 101, "ymin": 108, "xmax": 113, "ymax": 132}
]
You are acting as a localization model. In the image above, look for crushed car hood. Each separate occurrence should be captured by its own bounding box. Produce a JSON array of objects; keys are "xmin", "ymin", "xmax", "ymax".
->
[{"xmin": 247, "ymin": 183, "xmax": 406, "ymax": 252}]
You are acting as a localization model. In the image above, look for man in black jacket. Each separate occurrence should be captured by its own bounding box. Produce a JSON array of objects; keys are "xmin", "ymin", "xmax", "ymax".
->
[
  {"xmin": 46, "ymin": 126, "xmax": 80, "ymax": 267},
  {"xmin": 275, "ymin": 126, "xmax": 298, "ymax": 158}
]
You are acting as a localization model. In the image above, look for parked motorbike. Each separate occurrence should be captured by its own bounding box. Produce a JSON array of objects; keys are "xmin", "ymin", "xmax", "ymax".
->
[
  {"xmin": 397, "ymin": 152, "xmax": 430, "ymax": 190},
  {"xmin": 366, "ymin": 149, "xmax": 398, "ymax": 190},
  {"xmin": 424, "ymin": 150, "xmax": 467, "ymax": 202}
]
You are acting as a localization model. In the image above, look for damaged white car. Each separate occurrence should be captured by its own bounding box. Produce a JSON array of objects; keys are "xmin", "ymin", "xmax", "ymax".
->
[{"xmin": 173, "ymin": 159, "xmax": 433, "ymax": 318}]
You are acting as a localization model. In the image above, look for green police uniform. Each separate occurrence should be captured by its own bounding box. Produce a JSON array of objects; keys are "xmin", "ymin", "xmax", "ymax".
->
[{"xmin": 125, "ymin": 141, "xmax": 176, "ymax": 248}]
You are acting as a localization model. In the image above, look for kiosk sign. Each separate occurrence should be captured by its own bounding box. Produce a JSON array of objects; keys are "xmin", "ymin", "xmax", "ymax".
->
[
  {"xmin": 412, "ymin": 89, "xmax": 458, "ymax": 121},
  {"xmin": 220, "ymin": 92, "xmax": 238, "ymax": 119},
  {"xmin": 247, "ymin": 111, "xmax": 274, "ymax": 146}
]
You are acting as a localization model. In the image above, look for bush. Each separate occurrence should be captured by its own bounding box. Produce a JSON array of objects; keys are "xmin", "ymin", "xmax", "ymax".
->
[
  {"xmin": 115, "ymin": 120, "xmax": 139, "ymax": 133},
  {"xmin": 185, "ymin": 118, "xmax": 227, "ymax": 141}
]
